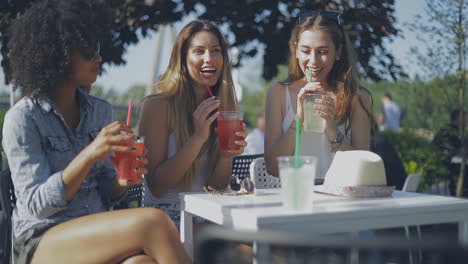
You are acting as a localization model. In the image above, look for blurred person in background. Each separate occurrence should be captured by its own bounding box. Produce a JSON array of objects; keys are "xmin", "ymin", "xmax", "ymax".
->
[
  {"xmin": 243, "ymin": 108, "xmax": 265, "ymax": 155},
  {"xmin": 370, "ymin": 117, "xmax": 407, "ymax": 190},
  {"xmin": 432, "ymin": 109, "xmax": 468, "ymax": 196},
  {"xmin": 381, "ymin": 92, "xmax": 401, "ymax": 132}
]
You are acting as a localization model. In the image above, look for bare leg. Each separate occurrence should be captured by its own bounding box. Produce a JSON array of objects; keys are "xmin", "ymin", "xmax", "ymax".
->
[
  {"xmin": 120, "ymin": 254, "xmax": 158, "ymax": 264},
  {"xmin": 31, "ymin": 208, "xmax": 191, "ymax": 264}
]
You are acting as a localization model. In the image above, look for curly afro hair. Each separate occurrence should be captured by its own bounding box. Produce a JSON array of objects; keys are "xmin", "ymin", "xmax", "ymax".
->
[{"xmin": 7, "ymin": 0, "xmax": 111, "ymax": 98}]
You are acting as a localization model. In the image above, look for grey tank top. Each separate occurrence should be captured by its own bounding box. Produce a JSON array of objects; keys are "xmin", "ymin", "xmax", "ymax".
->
[{"xmin": 281, "ymin": 85, "xmax": 350, "ymax": 179}]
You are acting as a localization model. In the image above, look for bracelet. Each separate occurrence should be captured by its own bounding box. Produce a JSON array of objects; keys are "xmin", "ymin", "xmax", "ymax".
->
[{"xmin": 329, "ymin": 131, "xmax": 344, "ymax": 151}]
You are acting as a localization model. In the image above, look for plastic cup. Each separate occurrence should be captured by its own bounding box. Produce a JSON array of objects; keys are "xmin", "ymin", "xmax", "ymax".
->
[
  {"xmin": 304, "ymin": 94, "xmax": 326, "ymax": 133},
  {"xmin": 112, "ymin": 136, "xmax": 145, "ymax": 181},
  {"xmin": 277, "ymin": 155, "xmax": 317, "ymax": 210},
  {"xmin": 216, "ymin": 111, "xmax": 243, "ymax": 151}
]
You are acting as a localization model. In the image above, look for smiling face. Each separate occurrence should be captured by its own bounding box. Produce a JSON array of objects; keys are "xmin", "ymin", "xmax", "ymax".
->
[
  {"xmin": 296, "ymin": 29, "xmax": 342, "ymax": 85},
  {"xmin": 186, "ymin": 31, "xmax": 224, "ymax": 88}
]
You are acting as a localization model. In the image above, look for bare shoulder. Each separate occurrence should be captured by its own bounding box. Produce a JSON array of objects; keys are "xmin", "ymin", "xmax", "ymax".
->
[
  {"xmin": 358, "ymin": 86, "xmax": 372, "ymax": 100},
  {"xmin": 267, "ymin": 82, "xmax": 285, "ymax": 95},
  {"xmin": 266, "ymin": 82, "xmax": 286, "ymax": 104},
  {"xmin": 141, "ymin": 94, "xmax": 169, "ymax": 111},
  {"xmin": 356, "ymin": 86, "xmax": 372, "ymax": 110},
  {"xmin": 139, "ymin": 95, "xmax": 169, "ymax": 127}
]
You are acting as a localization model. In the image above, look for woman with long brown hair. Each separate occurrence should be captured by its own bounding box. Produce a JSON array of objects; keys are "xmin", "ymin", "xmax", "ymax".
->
[
  {"xmin": 138, "ymin": 20, "xmax": 246, "ymax": 226},
  {"xmin": 264, "ymin": 11, "xmax": 372, "ymax": 179}
]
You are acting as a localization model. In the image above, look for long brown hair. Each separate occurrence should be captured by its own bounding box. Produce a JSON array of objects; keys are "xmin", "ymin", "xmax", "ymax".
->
[
  {"xmin": 154, "ymin": 20, "xmax": 238, "ymax": 190},
  {"xmin": 286, "ymin": 13, "xmax": 372, "ymax": 133}
]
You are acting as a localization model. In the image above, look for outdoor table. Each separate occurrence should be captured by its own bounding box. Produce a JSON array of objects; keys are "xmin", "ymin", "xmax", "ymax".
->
[{"xmin": 179, "ymin": 188, "xmax": 468, "ymax": 261}]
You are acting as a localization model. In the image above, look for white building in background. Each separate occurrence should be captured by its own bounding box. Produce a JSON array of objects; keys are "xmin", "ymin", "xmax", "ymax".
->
[{"xmin": 230, "ymin": 46, "xmax": 243, "ymax": 102}]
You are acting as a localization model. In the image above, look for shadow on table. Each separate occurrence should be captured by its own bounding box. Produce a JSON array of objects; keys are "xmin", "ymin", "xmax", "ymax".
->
[{"xmin": 196, "ymin": 226, "xmax": 468, "ymax": 264}]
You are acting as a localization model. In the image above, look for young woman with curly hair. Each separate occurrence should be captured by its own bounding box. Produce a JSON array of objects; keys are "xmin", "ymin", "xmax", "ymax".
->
[
  {"xmin": 138, "ymin": 20, "xmax": 247, "ymax": 226},
  {"xmin": 3, "ymin": 0, "xmax": 191, "ymax": 263},
  {"xmin": 264, "ymin": 11, "xmax": 372, "ymax": 179}
]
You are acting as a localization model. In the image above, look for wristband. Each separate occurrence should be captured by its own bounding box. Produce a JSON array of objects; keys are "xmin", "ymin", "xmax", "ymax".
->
[{"xmin": 329, "ymin": 131, "xmax": 344, "ymax": 151}]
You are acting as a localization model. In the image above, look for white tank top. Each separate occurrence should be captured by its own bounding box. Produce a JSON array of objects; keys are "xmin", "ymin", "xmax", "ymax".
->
[
  {"xmin": 282, "ymin": 85, "xmax": 350, "ymax": 179},
  {"xmin": 142, "ymin": 133, "xmax": 208, "ymax": 209}
]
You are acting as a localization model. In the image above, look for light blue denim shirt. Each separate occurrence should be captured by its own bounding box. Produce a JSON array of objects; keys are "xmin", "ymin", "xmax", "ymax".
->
[{"xmin": 2, "ymin": 89, "xmax": 120, "ymax": 237}]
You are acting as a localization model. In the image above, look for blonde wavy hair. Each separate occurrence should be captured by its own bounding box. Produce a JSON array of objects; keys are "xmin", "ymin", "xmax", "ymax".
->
[
  {"xmin": 286, "ymin": 13, "xmax": 372, "ymax": 134},
  {"xmin": 155, "ymin": 20, "xmax": 238, "ymax": 190}
]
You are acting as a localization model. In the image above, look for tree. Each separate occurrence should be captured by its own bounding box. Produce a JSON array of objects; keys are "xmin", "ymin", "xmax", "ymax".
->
[
  {"xmin": 1, "ymin": 0, "xmax": 403, "ymax": 84},
  {"xmin": 409, "ymin": 0, "xmax": 468, "ymax": 197},
  {"xmin": 0, "ymin": 0, "xmax": 186, "ymax": 83},
  {"xmin": 195, "ymin": 0, "xmax": 405, "ymax": 81}
]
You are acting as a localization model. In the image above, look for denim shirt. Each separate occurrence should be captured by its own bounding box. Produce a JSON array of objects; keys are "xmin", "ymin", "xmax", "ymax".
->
[{"xmin": 2, "ymin": 89, "xmax": 120, "ymax": 237}]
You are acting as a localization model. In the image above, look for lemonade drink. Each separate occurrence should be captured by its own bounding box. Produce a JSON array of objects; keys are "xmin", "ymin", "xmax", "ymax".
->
[
  {"xmin": 304, "ymin": 94, "xmax": 326, "ymax": 133},
  {"xmin": 277, "ymin": 156, "xmax": 317, "ymax": 210}
]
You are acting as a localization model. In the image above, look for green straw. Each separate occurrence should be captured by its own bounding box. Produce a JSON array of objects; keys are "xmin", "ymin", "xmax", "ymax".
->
[
  {"xmin": 293, "ymin": 118, "xmax": 301, "ymax": 209},
  {"xmin": 294, "ymin": 118, "xmax": 301, "ymax": 167},
  {"xmin": 305, "ymin": 70, "xmax": 313, "ymax": 130}
]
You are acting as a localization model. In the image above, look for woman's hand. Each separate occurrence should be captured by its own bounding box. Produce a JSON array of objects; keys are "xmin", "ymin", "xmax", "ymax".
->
[
  {"xmin": 296, "ymin": 82, "xmax": 322, "ymax": 124},
  {"xmin": 192, "ymin": 97, "xmax": 221, "ymax": 144},
  {"xmin": 222, "ymin": 123, "xmax": 248, "ymax": 157},
  {"xmin": 315, "ymin": 93, "xmax": 338, "ymax": 132},
  {"xmin": 85, "ymin": 121, "xmax": 135, "ymax": 164},
  {"xmin": 115, "ymin": 150, "xmax": 149, "ymax": 187}
]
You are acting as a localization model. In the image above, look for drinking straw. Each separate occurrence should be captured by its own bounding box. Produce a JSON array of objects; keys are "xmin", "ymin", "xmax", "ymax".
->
[
  {"xmin": 205, "ymin": 85, "xmax": 225, "ymax": 119},
  {"xmin": 126, "ymin": 98, "xmax": 133, "ymax": 127},
  {"xmin": 293, "ymin": 117, "xmax": 301, "ymax": 209},
  {"xmin": 305, "ymin": 70, "xmax": 313, "ymax": 129}
]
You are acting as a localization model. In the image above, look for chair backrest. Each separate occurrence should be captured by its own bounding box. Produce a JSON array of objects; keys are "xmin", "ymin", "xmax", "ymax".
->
[
  {"xmin": 402, "ymin": 173, "xmax": 422, "ymax": 192},
  {"xmin": 231, "ymin": 154, "xmax": 264, "ymax": 180},
  {"xmin": 249, "ymin": 157, "xmax": 281, "ymax": 189},
  {"xmin": 115, "ymin": 184, "xmax": 143, "ymax": 209},
  {"xmin": 0, "ymin": 168, "xmax": 14, "ymax": 264}
]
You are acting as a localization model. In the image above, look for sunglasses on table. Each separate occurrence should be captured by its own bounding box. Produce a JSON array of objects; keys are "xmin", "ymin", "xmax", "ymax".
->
[{"xmin": 298, "ymin": 10, "xmax": 343, "ymax": 26}]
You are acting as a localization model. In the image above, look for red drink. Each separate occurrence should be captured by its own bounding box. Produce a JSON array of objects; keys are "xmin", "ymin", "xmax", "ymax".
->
[
  {"xmin": 112, "ymin": 139, "xmax": 145, "ymax": 180},
  {"xmin": 217, "ymin": 119, "xmax": 243, "ymax": 151}
]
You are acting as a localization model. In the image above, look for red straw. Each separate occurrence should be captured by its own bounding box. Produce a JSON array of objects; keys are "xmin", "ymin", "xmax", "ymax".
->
[
  {"xmin": 205, "ymin": 85, "xmax": 224, "ymax": 119},
  {"xmin": 126, "ymin": 98, "xmax": 133, "ymax": 127}
]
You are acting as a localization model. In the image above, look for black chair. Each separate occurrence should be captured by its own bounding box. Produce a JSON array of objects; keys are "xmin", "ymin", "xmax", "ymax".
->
[
  {"xmin": 196, "ymin": 226, "xmax": 468, "ymax": 264},
  {"xmin": 0, "ymin": 168, "xmax": 14, "ymax": 264},
  {"xmin": 114, "ymin": 184, "xmax": 143, "ymax": 209},
  {"xmin": 231, "ymin": 154, "xmax": 263, "ymax": 180}
]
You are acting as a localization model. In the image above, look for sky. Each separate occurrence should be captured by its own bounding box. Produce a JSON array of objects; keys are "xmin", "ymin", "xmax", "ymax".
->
[{"xmin": 0, "ymin": 0, "xmax": 426, "ymax": 95}]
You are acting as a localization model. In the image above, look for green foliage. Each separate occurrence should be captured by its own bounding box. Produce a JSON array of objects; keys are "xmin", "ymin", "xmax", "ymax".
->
[
  {"xmin": 382, "ymin": 130, "xmax": 448, "ymax": 191},
  {"xmin": 90, "ymin": 84, "xmax": 146, "ymax": 129},
  {"xmin": 365, "ymin": 75, "xmax": 467, "ymax": 132},
  {"xmin": 240, "ymin": 64, "xmax": 288, "ymax": 129},
  {"xmin": 407, "ymin": 0, "xmax": 468, "ymax": 79}
]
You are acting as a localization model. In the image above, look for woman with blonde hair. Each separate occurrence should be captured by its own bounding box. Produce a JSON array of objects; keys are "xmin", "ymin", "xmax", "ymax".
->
[
  {"xmin": 264, "ymin": 11, "xmax": 372, "ymax": 179},
  {"xmin": 138, "ymin": 20, "xmax": 246, "ymax": 226}
]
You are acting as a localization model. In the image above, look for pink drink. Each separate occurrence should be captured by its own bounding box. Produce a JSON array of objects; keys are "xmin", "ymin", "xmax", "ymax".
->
[
  {"xmin": 112, "ymin": 139, "xmax": 145, "ymax": 180},
  {"xmin": 216, "ymin": 111, "xmax": 243, "ymax": 151}
]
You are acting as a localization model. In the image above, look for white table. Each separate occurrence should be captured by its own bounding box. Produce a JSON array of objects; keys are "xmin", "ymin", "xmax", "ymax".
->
[{"xmin": 179, "ymin": 189, "xmax": 468, "ymax": 259}]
